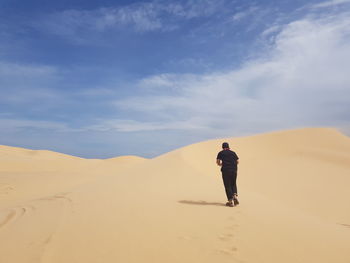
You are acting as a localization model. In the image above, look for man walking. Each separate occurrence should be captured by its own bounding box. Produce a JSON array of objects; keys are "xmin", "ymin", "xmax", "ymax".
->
[{"xmin": 216, "ymin": 142, "xmax": 239, "ymax": 207}]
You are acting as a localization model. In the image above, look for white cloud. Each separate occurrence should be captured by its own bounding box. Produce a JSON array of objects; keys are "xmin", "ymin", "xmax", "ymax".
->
[
  {"xmin": 113, "ymin": 11, "xmax": 350, "ymax": 136},
  {"xmin": 0, "ymin": 119, "xmax": 76, "ymax": 132},
  {"xmin": 0, "ymin": 61, "xmax": 60, "ymax": 104},
  {"xmin": 37, "ymin": 0, "xmax": 232, "ymax": 40},
  {"xmin": 261, "ymin": 25, "xmax": 282, "ymax": 38},
  {"xmin": 138, "ymin": 74, "xmax": 179, "ymax": 89},
  {"xmin": 0, "ymin": 61, "xmax": 56, "ymax": 77},
  {"xmin": 84, "ymin": 119, "xmax": 206, "ymax": 132},
  {"xmin": 312, "ymin": 0, "xmax": 350, "ymax": 8},
  {"xmin": 232, "ymin": 6, "xmax": 259, "ymax": 21},
  {"xmin": 37, "ymin": 6, "xmax": 163, "ymax": 41}
]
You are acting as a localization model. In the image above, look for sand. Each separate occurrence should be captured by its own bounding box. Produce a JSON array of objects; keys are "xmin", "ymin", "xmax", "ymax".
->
[{"xmin": 0, "ymin": 127, "xmax": 349, "ymax": 263}]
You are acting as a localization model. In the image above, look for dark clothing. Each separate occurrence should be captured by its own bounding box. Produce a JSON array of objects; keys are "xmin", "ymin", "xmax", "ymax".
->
[
  {"xmin": 222, "ymin": 169, "xmax": 238, "ymax": 200},
  {"xmin": 216, "ymin": 149, "xmax": 239, "ymax": 172},
  {"xmin": 217, "ymin": 149, "xmax": 239, "ymax": 200}
]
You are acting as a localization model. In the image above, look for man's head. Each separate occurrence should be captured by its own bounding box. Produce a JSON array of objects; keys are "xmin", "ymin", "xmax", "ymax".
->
[{"xmin": 222, "ymin": 142, "xmax": 229, "ymax": 149}]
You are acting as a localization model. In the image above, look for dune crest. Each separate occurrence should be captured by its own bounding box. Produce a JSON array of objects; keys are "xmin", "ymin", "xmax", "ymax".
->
[{"xmin": 0, "ymin": 127, "xmax": 349, "ymax": 263}]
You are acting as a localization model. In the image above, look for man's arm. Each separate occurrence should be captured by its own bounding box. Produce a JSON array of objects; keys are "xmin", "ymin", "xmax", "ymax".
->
[{"xmin": 216, "ymin": 159, "xmax": 222, "ymax": 166}]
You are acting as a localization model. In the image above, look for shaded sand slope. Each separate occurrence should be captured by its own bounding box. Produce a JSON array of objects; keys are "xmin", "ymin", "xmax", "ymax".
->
[
  {"xmin": 0, "ymin": 145, "xmax": 146, "ymax": 207},
  {"xmin": 0, "ymin": 128, "xmax": 349, "ymax": 263},
  {"xmin": 170, "ymin": 127, "xmax": 350, "ymax": 223}
]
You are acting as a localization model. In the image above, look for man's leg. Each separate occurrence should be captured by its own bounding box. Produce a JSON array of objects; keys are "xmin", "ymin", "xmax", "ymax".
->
[
  {"xmin": 232, "ymin": 169, "xmax": 237, "ymax": 196},
  {"xmin": 231, "ymin": 169, "xmax": 239, "ymax": 205},
  {"xmin": 222, "ymin": 171, "xmax": 233, "ymax": 201}
]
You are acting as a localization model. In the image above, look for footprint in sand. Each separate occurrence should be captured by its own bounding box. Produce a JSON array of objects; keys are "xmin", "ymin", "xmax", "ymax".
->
[
  {"xmin": 38, "ymin": 192, "xmax": 72, "ymax": 203},
  {"xmin": 0, "ymin": 205, "xmax": 33, "ymax": 229},
  {"xmin": 338, "ymin": 223, "xmax": 350, "ymax": 228},
  {"xmin": 218, "ymin": 248, "xmax": 233, "ymax": 255},
  {"xmin": 217, "ymin": 246, "xmax": 238, "ymax": 255},
  {"xmin": 0, "ymin": 184, "xmax": 15, "ymax": 195},
  {"xmin": 225, "ymin": 224, "xmax": 239, "ymax": 230},
  {"xmin": 43, "ymin": 234, "xmax": 53, "ymax": 245},
  {"xmin": 54, "ymin": 195, "xmax": 73, "ymax": 203},
  {"xmin": 216, "ymin": 247, "xmax": 246, "ymax": 263},
  {"xmin": 218, "ymin": 233, "xmax": 234, "ymax": 241},
  {"xmin": 0, "ymin": 210, "xmax": 16, "ymax": 229}
]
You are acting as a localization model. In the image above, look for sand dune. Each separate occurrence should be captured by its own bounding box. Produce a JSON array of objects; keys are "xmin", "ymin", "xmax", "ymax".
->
[{"xmin": 0, "ymin": 128, "xmax": 349, "ymax": 263}]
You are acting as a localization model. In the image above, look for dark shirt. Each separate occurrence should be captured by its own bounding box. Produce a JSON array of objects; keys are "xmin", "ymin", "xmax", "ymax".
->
[{"xmin": 217, "ymin": 149, "xmax": 239, "ymax": 171}]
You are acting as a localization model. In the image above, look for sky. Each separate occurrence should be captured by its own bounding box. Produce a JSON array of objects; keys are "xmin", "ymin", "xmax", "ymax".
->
[{"xmin": 1, "ymin": 0, "xmax": 350, "ymax": 158}]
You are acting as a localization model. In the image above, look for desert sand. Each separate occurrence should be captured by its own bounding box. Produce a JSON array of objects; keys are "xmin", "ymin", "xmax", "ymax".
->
[{"xmin": 0, "ymin": 127, "xmax": 349, "ymax": 263}]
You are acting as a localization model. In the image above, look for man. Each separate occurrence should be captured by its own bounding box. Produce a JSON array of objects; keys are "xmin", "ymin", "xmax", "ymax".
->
[{"xmin": 216, "ymin": 142, "xmax": 239, "ymax": 207}]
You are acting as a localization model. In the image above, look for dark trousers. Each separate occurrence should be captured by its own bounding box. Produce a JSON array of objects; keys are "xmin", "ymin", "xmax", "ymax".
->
[{"xmin": 222, "ymin": 169, "xmax": 237, "ymax": 201}]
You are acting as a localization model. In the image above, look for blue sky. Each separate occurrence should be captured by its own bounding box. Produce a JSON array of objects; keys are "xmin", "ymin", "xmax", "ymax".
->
[{"xmin": 1, "ymin": 0, "xmax": 350, "ymax": 158}]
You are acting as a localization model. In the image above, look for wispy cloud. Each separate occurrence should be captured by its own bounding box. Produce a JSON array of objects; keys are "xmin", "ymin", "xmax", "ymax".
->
[
  {"xmin": 0, "ymin": 61, "xmax": 60, "ymax": 104},
  {"xmin": 84, "ymin": 119, "xmax": 206, "ymax": 132},
  {"xmin": 2, "ymin": 1, "xmax": 350, "ymax": 158},
  {"xmin": 0, "ymin": 118, "xmax": 75, "ymax": 132},
  {"xmin": 261, "ymin": 25, "xmax": 282, "ymax": 38},
  {"xmin": 36, "ymin": 0, "xmax": 232, "ymax": 41},
  {"xmin": 35, "ymin": 6, "xmax": 163, "ymax": 43},
  {"xmin": 232, "ymin": 6, "xmax": 259, "ymax": 21},
  {"xmin": 311, "ymin": 0, "xmax": 350, "ymax": 8},
  {"xmin": 112, "ymin": 11, "xmax": 350, "ymax": 135},
  {"xmin": 0, "ymin": 61, "xmax": 56, "ymax": 77}
]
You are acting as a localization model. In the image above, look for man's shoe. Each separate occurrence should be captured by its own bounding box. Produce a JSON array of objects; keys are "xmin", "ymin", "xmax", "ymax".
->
[{"xmin": 226, "ymin": 201, "xmax": 234, "ymax": 207}]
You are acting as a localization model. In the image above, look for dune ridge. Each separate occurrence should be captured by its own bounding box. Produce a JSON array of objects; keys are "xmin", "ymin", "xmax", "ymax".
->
[{"xmin": 0, "ymin": 127, "xmax": 349, "ymax": 263}]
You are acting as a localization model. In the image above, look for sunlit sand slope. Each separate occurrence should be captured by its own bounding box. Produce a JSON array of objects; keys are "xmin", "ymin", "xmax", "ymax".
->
[{"xmin": 0, "ymin": 128, "xmax": 349, "ymax": 263}]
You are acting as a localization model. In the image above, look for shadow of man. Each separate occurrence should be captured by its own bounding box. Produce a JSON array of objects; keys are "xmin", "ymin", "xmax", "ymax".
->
[{"xmin": 178, "ymin": 200, "xmax": 225, "ymax": 207}]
